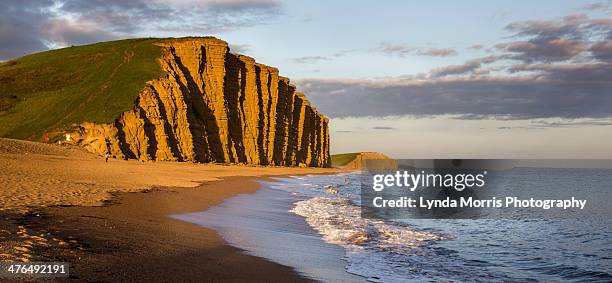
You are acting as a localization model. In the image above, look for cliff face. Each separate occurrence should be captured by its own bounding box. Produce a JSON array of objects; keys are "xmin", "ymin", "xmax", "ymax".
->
[{"xmin": 69, "ymin": 38, "xmax": 330, "ymax": 167}]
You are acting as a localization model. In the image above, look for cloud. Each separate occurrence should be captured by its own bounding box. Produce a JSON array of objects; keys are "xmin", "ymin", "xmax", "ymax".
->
[
  {"xmin": 326, "ymin": 14, "xmax": 612, "ymax": 121},
  {"xmin": 429, "ymin": 56, "xmax": 497, "ymax": 78},
  {"xmin": 332, "ymin": 49, "xmax": 357, "ymax": 57},
  {"xmin": 289, "ymin": 14, "xmax": 612, "ymax": 122},
  {"xmin": 416, "ymin": 48, "xmax": 457, "ymax": 57},
  {"xmin": 229, "ymin": 43, "xmax": 252, "ymax": 54},
  {"xmin": 0, "ymin": 0, "xmax": 284, "ymax": 60},
  {"xmin": 531, "ymin": 118, "xmax": 612, "ymax": 127},
  {"xmin": 372, "ymin": 126, "xmax": 396, "ymax": 130},
  {"xmin": 375, "ymin": 43, "xmax": 457, "ymax": 57},
  {"xmin": 204, "ymin": 0, "xmax": 283, "ymax": 11},
  {"xmin": 496, "ymin": 39, "xmax": 587, "ymax": 63},
  {"xmin": 430, "ymin": 60, "xmax": 481, "ymax": 78},
  {"xmin": 582, "ymin": 1, "xmax": 612, "ymax": 13},
  {"xmin": 291, "ymin": 56, "xmax": 332, "ymax": 64},
  {"xmin": 497, "ymin": 14, "xmax": 612, "ymax": 63},
  {"xmin": 494, "ymin": 118, "xmax": 612, "ymax": 130},
  {"xmin": 505, "ymin": 14, "xmax": 588, "ymax": 40},
  {"xmin": 589, "ymin": 40, "xmax": 612, "ymax": 62},
  {"xmin": 0, "ymin": 0, "xmax": 56, "ymax": 59},
  {"xmin": 375, "ymin": 43, "xmax": 414, "ymax": 57},
  {"xmin": 467, "ymin": 44, "xmax": 484, "ymax": 50},
  {"xmin": 43, "ymin": 18, "xmax": 118, "ymax": 48},
  {"xmin": 297, "ymin": 61, "xmax": 612, "ymax": 119},
  {"xmin": 289, "ymin": 49, "xmax": 356, "ymax": 64}
]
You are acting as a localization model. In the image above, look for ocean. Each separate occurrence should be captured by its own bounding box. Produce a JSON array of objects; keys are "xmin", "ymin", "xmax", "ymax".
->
[{"xmin": 171, "ymin": 168, "xmax": 612, "ymax": 282}]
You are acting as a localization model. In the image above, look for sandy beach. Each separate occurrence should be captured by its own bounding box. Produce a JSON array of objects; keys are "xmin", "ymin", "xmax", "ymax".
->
[{"xmin": 0, "ymin": 138, "xmax": 339, "ymax": 281}]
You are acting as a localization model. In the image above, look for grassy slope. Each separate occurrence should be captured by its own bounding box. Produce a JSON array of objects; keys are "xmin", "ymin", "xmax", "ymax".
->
[
  {"xmin": 0, "ymin": 39, "xmax": 163, "ymax": 141},
  {"xmin": 330, "ymin": 153, "xmax": 360, "ymax": 167}
]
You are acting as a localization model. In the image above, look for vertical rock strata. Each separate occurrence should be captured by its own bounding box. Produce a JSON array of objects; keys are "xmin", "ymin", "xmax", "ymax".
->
[{"xmin": 71, "ymin": 38, "xmax": 330, "ymax": 167}]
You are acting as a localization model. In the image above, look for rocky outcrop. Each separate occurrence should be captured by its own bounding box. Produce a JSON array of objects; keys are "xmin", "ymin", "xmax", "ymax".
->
[
  {"xmin": 340, "ymin": 152, "xmax": 397, "ymax": 170},
  {"xmin": 68, "ymin": 38, "xmax": 330, "ymax": 167}
]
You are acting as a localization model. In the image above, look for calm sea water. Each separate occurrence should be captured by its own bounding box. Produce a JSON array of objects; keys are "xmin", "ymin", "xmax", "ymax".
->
[{"xmin": 172, "ymin": 168, "xmax": 612, "ymax": 282}]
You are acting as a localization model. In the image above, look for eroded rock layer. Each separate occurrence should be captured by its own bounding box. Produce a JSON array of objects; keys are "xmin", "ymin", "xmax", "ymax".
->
[{"xmin": 69, "ymin": 38, "xmax": 330, "ymax": 167}]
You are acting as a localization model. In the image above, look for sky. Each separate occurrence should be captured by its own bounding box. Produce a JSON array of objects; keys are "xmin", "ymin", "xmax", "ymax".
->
[{"xmin": 1, "ymin": 0, "xmax": 611, "ymax": 158}]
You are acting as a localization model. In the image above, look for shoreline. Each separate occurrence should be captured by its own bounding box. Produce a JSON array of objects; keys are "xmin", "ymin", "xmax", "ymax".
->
[
  {"xmin": 0, "ymin": 138, "xmax": 341, "ymax": 281},
  {"xmin": 2, "ymin": 175, "xmax": 331, "ymax": 281},
  {"xmin": 173, "ymin": 176, "xmax": 367, "ymax": 282}
]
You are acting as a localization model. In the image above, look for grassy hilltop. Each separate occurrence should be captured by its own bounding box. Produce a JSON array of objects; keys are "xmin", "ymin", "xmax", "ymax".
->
[{"xmin": 0, "ymin": 39, "xmax": 163, "ymax": 141}]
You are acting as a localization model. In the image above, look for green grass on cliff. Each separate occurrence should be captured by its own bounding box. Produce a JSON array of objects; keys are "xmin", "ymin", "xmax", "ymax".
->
[
  {"xmin": 0, "ymin": 38, "xmax": 164, "ymax": 141},
  {"xmin": 330, "ymin": 153, "xmax": 360, "ymax": 167}
]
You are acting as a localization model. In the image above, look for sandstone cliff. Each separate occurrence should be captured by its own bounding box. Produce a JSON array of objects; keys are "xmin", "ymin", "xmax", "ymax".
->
[{"xmin": 68, "ymin": 38, "xmax": 330, "ymax": 167}]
